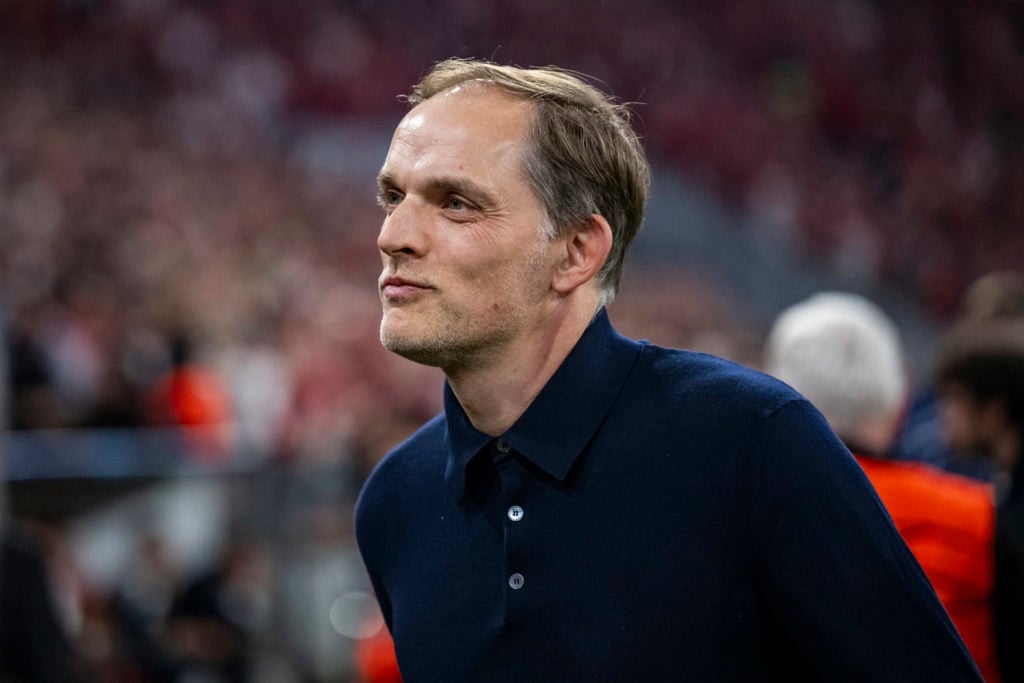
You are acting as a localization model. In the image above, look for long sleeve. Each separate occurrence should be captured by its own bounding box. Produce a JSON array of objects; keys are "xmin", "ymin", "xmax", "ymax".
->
[{"xmin": 752, "ymin": 399, "xmax": 983, "ymax": 681}]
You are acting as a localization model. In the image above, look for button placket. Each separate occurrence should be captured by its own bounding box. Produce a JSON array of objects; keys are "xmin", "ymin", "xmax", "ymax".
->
[
  {"xmin": 495, "ymin": 443, "xmax": 530, "ymax": 605},
  {"xmin": 505, "ymin": 501, "xmax": 526, "ymax": 596}
]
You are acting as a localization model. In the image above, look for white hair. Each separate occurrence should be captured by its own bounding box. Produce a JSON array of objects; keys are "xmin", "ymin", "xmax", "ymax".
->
[{"xmin": 764, "ymin": 292, "xmax": 907, "ymax": 441}]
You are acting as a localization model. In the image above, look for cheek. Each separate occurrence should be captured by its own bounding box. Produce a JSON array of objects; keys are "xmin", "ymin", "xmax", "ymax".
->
[
  {"xmin": 446, "ymin": 234, "xmax": 554, "ymax": 308},
  {"xmin": 459, "ymin": 255, "xmax": 525, "ymax": 291},
  {"xmin": 939, "ymin": 402, "xmax": 973, "ymax": 445}
]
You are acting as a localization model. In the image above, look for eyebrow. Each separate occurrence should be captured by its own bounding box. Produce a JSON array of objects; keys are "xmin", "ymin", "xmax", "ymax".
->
[{"xmin": 377, "ymin": 172, "xmax": 499, "ymax": 209}]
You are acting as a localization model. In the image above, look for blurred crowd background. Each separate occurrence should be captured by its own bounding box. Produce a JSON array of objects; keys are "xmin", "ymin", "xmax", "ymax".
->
[{"xmin": 1, "ymin": 0, "xmax": 1022, "ymax": 680}]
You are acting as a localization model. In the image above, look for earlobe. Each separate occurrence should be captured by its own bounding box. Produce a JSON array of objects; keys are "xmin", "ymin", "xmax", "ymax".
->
[{"xmin": 552, "ymin": 214, "xmax": 613, "ymax": 296}]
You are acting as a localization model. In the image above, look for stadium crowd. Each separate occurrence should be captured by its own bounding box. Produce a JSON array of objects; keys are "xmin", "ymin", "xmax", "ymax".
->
[
  {"xmin": 4, "ymin": 0, "xmax": 1022, "ymax": 438},
  {"xmin": 2, "ymin": 0, "xmax": 1023, "ymax": 680}
]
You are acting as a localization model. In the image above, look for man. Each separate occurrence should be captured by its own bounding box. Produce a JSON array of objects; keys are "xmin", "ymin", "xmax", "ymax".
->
[
  {"xmin": 935, "ymin": 318, "xmax": 1024, "ymax": 680},
  {"xmin": 765, "ymin": 292, "xmax": 999, "ymax": 681},
  {"xmin": 895, "ymin": 269, "xmax": 1024, "ymax": 479},
  {"xmin": 355, "ymin": 58, "xmax": 981, "ymax": 681},
  {"xmin": 1, "ymin": 312, "xmax": 83, "ymax": 681}
]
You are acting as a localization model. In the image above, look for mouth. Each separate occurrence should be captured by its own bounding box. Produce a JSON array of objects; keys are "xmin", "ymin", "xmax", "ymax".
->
[{"xmin": 380, "ymin": 275, "xmax": 433, "ymax": 301}]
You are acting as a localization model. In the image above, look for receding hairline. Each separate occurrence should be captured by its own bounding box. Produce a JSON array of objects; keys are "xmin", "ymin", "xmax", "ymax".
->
[
  {"xmin": 406, "ymin": 60, "xmax": 616, "ymax": 108},
  {"xmin": 412, "ymin": 77, "xmax": 532, "ymax": 102},
  {"xmin": 404, "ymin": 79, "xmax": 540, "ymax": 123},
  {"xmin": 384, "ymin": 83, "xmax": 538, "ymax": 186}
]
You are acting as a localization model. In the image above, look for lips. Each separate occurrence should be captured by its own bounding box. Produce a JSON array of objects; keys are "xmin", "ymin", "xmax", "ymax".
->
[{"xmin": 381, "ymin": 275, "xmax": 432, "ymax": 300}]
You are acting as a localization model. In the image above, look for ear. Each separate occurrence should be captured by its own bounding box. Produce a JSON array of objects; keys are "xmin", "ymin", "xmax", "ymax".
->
[{"xmin": 551, "ymin": 213, "xmax": 613, "ymax": 296}]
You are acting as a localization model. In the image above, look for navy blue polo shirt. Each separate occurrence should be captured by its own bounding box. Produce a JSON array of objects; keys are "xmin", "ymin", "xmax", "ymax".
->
[{"xmin": 355, "ymin": 311, "xmax": 981, "ymax": 682}]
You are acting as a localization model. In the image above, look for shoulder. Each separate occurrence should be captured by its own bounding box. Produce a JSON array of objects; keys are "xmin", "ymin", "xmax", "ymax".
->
[
  {"xmin": 632, "ymin": 343, "xmax": 803, "ymax": 421},
  {"xmin": 613, "ymin": 342, "xmax": 838, "ymax": 480},
  {"xmin": 355, "ymin": 414, "xmax": 446, "ymax": 531},
  {"xmin": 859, "ymin": 457, "xmax": 993, "ymax": 502},
  {"xmin": 859, "ymin": 457, "xmax": 995, "ymax": 523}
]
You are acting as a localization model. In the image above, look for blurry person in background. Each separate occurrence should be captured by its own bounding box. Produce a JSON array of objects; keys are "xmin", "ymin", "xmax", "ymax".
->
[
  {"xmin": 896, "ymin": 270, "xmax": 1024, "ymax": 480},
  {"xmin": 148, "ymin": 331, "xmax": 234, "ymax": 461},
  {"xmin": 4, "ymin": 310, "xmax": 63, "ymax": 431},
  {"xmin": 0, "ymin": 524, "xmax": 84, "ymax": 681},
  {"xmin": 355, "ymin": 57, "xmax": 981, "ymax": 681},
  {"xmin": 935, "ymin": 317, "xmax": 1024, "ymax": 681},
  {"xmin": 765, "ymin": 292, "xmax": 999, "ymax": 682},
  {"xmin": 960, "ymin": 271, "xmax": 1024, "ymax": 322},
  {"xmin": 1, "ymin": 311, "xmax": 84, "ymax": 681},
  {"xmin": 163, "ymin": 538, "xmax": 272, "ymax": 683}
]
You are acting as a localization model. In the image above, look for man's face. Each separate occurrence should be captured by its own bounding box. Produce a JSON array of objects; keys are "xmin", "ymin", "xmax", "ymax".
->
[
  {"xmin": 376, "ymin": 85, "xmax": 562, "ymax": 370},
  {"xmin": 938, "ymin": 383, "xmax": 995, "ymax": 457}
]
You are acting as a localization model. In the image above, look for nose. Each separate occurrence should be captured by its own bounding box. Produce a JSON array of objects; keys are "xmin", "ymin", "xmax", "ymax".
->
[{"xmin": 378, "ymin": 199, "xmax": 425, "ymax": 258}]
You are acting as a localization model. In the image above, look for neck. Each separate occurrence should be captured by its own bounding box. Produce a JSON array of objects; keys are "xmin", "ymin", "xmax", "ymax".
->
[
  {"xmin": 842, "ymin": 416, "xmax": 898, "ymax": 458},
  {"xmin": 445, "ymin": 303, "xmax": 597, "ymax": 436}
]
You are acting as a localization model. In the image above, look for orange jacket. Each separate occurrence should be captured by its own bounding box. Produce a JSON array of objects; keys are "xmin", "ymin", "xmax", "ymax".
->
[
  {"xmin": 148, "ymin": 364, "xmax": 233, "ymax": 460},
  {"xmin": 856, "ymin": 455, "xmax": 998, "ymax": 682},
  {"xmin": 354, "ymin": 624, "xmax": 402, "ymax": 683}
]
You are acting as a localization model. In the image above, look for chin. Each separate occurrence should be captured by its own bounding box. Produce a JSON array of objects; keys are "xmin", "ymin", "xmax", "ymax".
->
[
  {"xmin": 381, "ymin": 338, "xmax": 450, "ymax": 368},
  {"xmin": 381, "ymin": 322, "xmax": 440, "ymax": 366}
]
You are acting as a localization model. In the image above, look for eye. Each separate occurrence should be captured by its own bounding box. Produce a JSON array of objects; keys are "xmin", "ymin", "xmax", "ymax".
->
[
  {"xmin": 444, "ymin": 196, "xmax": 469, "ymax": 211},
  {"xmin": 377, "ymin": 188, "xmax": 403, "ymax": 212}
]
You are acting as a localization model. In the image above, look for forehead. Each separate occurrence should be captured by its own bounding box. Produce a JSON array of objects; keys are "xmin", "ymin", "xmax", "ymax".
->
[{"xmin": 384, "ymin": 85, "xmax": 534, "ymax": 176}]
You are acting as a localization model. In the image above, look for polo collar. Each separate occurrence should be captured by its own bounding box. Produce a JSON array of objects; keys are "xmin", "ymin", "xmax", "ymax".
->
[{"xmin": 443, "ymin": 310, "xmax": 641, "ymax": 498}]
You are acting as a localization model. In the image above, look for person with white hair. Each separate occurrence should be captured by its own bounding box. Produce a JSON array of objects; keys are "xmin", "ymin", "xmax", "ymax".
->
[
  {"xmin": 766, "ymin": 292, "xmax": 1000, "ymax": 682},
  {"xmin": 766, "ymin": 292, "xmax": 908, "ymax": 454}
]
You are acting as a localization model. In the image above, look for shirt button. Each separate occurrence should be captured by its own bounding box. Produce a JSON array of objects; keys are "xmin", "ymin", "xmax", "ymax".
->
[
  {"xmin": 496, "ymin": 439, "xmax": 511, "ymax": 454},
  {"xmin": 508, "ymin": 573, "xmax": 525, "ymax": 590},
  {"xmin": 507, "ymin": 505, "xmax": 524, "ymax": 522}
]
